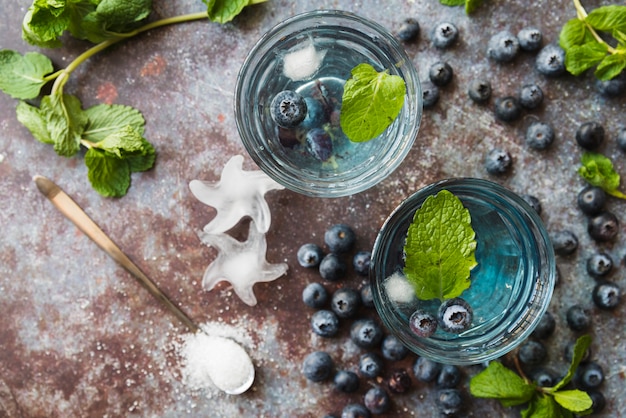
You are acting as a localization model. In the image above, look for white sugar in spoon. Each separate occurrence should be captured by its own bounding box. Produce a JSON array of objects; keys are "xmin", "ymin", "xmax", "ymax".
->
[{"xmin": 34, "ymin": 175, "xmax": 255, "ymax": 395}]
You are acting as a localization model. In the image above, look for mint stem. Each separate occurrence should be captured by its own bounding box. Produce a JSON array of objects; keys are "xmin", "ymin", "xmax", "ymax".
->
[{"xmin": 572, "ymin": 0, "xmax": 618, "ymax": 54}]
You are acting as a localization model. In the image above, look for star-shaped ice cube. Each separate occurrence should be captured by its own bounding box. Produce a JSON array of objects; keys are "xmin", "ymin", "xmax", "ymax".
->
[
  {"xmin": 190, "ymin": 155, "xmax": 285, "ymax": 234},
  {"xmin": 198, "ymin": 221, "xmax": 288, "ymax": 306}
]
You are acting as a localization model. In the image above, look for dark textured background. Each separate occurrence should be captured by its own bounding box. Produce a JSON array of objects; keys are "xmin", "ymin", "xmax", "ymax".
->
[{"xmin": 0, "ymin": 0, "xmax": 624, "ymax": 416}]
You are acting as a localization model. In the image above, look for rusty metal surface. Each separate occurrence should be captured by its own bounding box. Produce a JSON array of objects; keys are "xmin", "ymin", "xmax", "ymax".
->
[{"xmin": 0, "ymin": 0, "xmax": 625, "ymax": 417}]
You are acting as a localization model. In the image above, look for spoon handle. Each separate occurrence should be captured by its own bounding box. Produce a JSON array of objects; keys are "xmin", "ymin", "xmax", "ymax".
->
[{"xmin": 34, "ymin": 175, "xmax": 200, "ymax": 334}]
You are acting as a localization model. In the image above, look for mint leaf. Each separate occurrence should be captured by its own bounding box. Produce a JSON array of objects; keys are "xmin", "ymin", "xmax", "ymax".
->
[
  {"xmin": 553, "ymin": 390, "xmax": 593, "ymax": 413},
  {"xmin": 127, "ymin": 139, "xmax": 156, "ymax": 173},
  {"xmin": 595, "ymin": 52, "xmax": 626, "ymax": 80},
  {"xmin": 85, "ymin": 148, "xmax": 131, "ymax": 197},
  {"xmin": 586, "ymin": 5, "xmax": 626, "ymax": 32},
  {"xmin": 204, "ymin": 0, "xmax": 268, "ymax": 24},
  {"xmin": 564, "ymin": 42, "xmax": 608, "ymax": 76},
  {"xmin": 0, "ymin": 50, "xmax": 54, "ymax": 99},
  {"xmin": 470, "ymin": 362, "xmax": 536, "ymax": 407},
  {"xmin": 578, "ymin": 152, "xmax": 626, "ymax": 199},
  {"xmin": 340, "ymin": 63, "xmax": 406, "ymax": 143},
  {"xmin": 22, "ymin": 0, "xmax": 98, "ymax": 47},
  {"xmin": 81, "ymin": 0, "xmax": 152, "ymax": 43},
  {"xmin": 403, "ymin": 190, "xmax": 477, "ymax": 301},
  {"xmin": 84, "ymin": 104, "xmax": 146, "ymax": 143},
  {"xmin": 521, "ymin": 395, "xmax": 568, "ymax": 418},
  {"xmin": 16, "ymin": 101, "xmax": 53, "ymax": 144},
  {"xmin": 560, "ymin": 19, "xmax": 588, "ymax": 50},
  {"xmin": 465, "ymin": 0, "xmax": 483, "ymax": 14},
  {"xmin": 439, "ymin": 0, "xmax": 466, "ymax": 6},
  {"xmin": 553, "ymin": 334, "xmax": 592, "ymax": 391},
  {"xmin": 40, "ymin": 93, "xmax": 88, "ymax": 157}
]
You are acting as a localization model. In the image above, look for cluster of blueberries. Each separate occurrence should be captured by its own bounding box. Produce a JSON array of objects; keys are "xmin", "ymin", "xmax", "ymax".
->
[{"xmin": 297, "ymin": 224, "xmax": 466, "ymax": 417}]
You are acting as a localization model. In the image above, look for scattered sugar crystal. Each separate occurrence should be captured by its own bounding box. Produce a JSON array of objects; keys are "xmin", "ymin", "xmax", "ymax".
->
[
  {"xmin": 282, "ymin": 39, "xmax": 326, "ymax": 81},
  {"xmin": 384, "ymin": 271, "xmax": 416, "ymax": 304}
]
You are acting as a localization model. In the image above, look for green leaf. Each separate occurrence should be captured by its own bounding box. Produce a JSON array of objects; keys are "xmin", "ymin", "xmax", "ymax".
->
[
  {"xmin": 578, "ymin": 152, "xmax": 626, "ymax": 200},
  {"xmin": 552, "ymin": 334, "xmax": 592, "ymax": 391},
  {"xmin": 84, "ymin": 104, "xmax": 145, "ymax": 143},
  {"xmin": 470, "ymin": 361, "xmax": 536, "ymax": 407},
  {"xmin": 81, "ymin": 0, "xmax": 152, "ymax": 43},
  {"xmin": 521, "ymin": 395, "xmax": 566, "ymax": 418},
  {"xmin": 22, "ymin": 0, "xmax": 98, "ymax": 47},
  {"xmin": 127, "ymin": 139, "xmax": 155, "ymax": 172},
  {"xmin": 0, "ymin": 50, "xmax": 54, "ymax": 99},
  {"xmin": 403, "ymin": 190, "xmax": 477, "ymax": 301},
  {"xmin": 559, "ymin": 18, "xmax": 589, "ymax": 50},
  {"xmin": 564, "ymin": 42, "xmax": 608, "ymax": 76},
  {"xmin": 439, "ymin": 0, "xmax": 466, "ymax": 6},
  {"xmin": 16, "ymin": 101, "xmax": 53, "ymax": 144},
  {"xmin": 594, "ymin": 53, "xmax": 626, "ymax": 81},
  {"xmin": 204, "ymin": 0, "xmax": 266, "ymax": 24},
  {"xmin": 85, "ymin": 148, "xmax": 131, "ymax": 197},
  {"xmin": 553, "ymin": 390, "xmax": 593, "ymax": 413},
  {"xmin": 465, "ymin": 0, "xmax": 483, "ymax": 14},
  {"xmin": 93, "ymin": 125, "xmax": 147, "ymax": 156},
  {"xmin": 586, "ymin": 5, "xmax": 626, "ymax": 32},
  {"xmin": 340, "ymin": 63, "xmax": 406, "ymax": 143},
  {"xmin": 40, "ymin": 93, "xmax": 88, "ymax": 157}
]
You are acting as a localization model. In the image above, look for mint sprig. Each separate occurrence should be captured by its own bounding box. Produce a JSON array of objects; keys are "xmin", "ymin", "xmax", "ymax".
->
[
  {"xmin": 403, "ymin": 190, "xmax": 477, "ymax": 301},
  {"xmin": 559, "ymin": 2, "xmax": 626, "ymax": 81},
  {"xmin": 1, "ymin": 0, "xmax": 267, "ymax": 196},
  {"xmin": 340, "ymin": 63, "xmax": 406, "ymax": 143},
  {"xmin": 578, "ymin": 152, "xmax": 626, "ymax": 199},
  {"xmin": 470, "ymin": 335, "xmax": 594, "ymax": 417},
  {"xmin": 438, "ymin": 0, "xmax": 484, "ymax": 15}
]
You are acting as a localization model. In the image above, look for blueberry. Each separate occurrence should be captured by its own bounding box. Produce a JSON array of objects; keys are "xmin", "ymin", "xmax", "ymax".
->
[
  {"xmin": 592, "ymin": 281, "xmax": 621, "ymax": 310},
  {"xmin": 521, "ymin": 194, "xmax": 542, "ymax": 215},
  {"xmin": 359, "ymin": 284, "xmax": 374, "ymax": 308},
  {"xmin": 435, "ymin": 388, "xmax": 463, "ymax": 416},
  {"xmin": 586, "ymin": 252, "xmax": 613, "ymax": 278},
  {"xmin": 468, "ymin": 78, "xmax": 492, "ymax": 103},
  {"xmin": 617, "ymin": 127, "xmax": 626, "ymax": 152},
  {"xmin": 396, "ymin": 18, "xmax": 420, "ymax": 42},
  {"xmin": 306, "ymin": 128, "xmax": 333, "ymax": 161},
  {"xmin": 531, "ymin": 311, "xmax": 556, "ymax": 340},
  {"xmin": 359, "ymin": 352, "xmax": 384, "ymax": 378},
  {"xmin": 438, "ymin": 298, "xmax": 473, "ymax": 334},
  {"xmin": 525, "ymin": 121, "xmax": 555, "ymax": 150},
  {"xmin": 319, "ymin": 253, "xmax": 347, "ymax": 281},
  {"xmin": 381, "ymin": 335, "xmax": 409, "ymax": 361},
  {"xmin": 334, "ymin": 370, "xmax": 360, "ymax": 393},
  {"xmin": 436, "ymin": 364, "xmax": 462, "ymax": 388},
  {"xmin": 413, "ymin": 357, "xmax": 441, "ymax": 382},
  {"xmin": 588, "ymin": 211, "xmax": 619, "ymax": 242},
  {"xmin": 311, "ymin": 309, "xmax": 340, "ymax": 337},
  {"xmin": 487, "ymin": 30, "xmax": 520, "ymax": 62},
  {"xmin": 595, "ymin": 72, "xmax": 626, "ymax": 97},
  {"xmin": 551, "ymin": 230, "xmax": 578, "ymax": 256},
  {"xmin": 341, "ymin": 403, "xmax": 370, "ymax": 418},
  {"xmin": 277, "ymin": 126, "xmax": 299, "ymax": 148},
  {"xmin": 429, "ymin": 61, "xmax": 453, "ymax": 87},
  {"xmin": 517, "ymin": 340, "xmax": 547, "ymax": 366},
  {"xmin": 331, "ymin": 287, "xmax": 361, "ymax": 318},
  {"xmin": 388, "ymin": 369, "xmax": 413, "ymax": 393},
  {"xmin": 535, "ymin": 43, "xmax": 566, "ymax": 77},
  {"xmin": 364, "ymin": 386, "xmax": 391, "ymax": 414},
  {"xmin": 409, "ymin": 309, "xmax": 438, "ymax": 337},
  {"xmin": 519, "ymin": 84, "xmax": 544, "ymax": 109},
  {"xmin": 350, "ymin": 318, "xmax": 383, "ymax": 348},
  {"xmin": 325, "ymin": 224, "xmax": 356, "ymax": 253},
  {"xmin": 270, "ymin": 90, "xmax": 307, "ymax": 128},
  {"xmin": 575, "ymin": 121, "xmax": 605, "ymax": 150},
  {"xmin": 517, "ymin": 27, "xmax": 543, "ymax": 52},
  {"xmin": 577, "ymin": 186, "xmax": 606, "ymax": 216},
  {"xmin": 431, "ymin": 22, "xmax": 459, "ymax": 49},
  {"xmin": 301, "ymin": 96, "xmax": 328, "ymax": 131},
  {"xmin": 484, "ymin": 148, "xmax": 512, "ymax": 175},
  {"xmin": 353, "ymin": 251, "xmax": 371, "ymax": 276},
  {"xmin": 421, "ymin": 81, "xmax": 440, "ymax": 108},
  {"xmin": 566, "ymin": 305, "xmax": 591, "ymax": 332},
  {"xmin": 494, "ymin": 96, "xmax": 522, "ymax": 122},
  {"xmin": 302, "ymin": 282, "xmax": 329, "ymax": 308},
  {"xmin": 576, "ymin": 361, "xmax": 604, "ymax": 390},
  {"xmin": 564, "ymin": 340, "xmax": 591, "ymax": 363},
  {"xmin": 530, "ymin": 367, "xmax": 556, "ymax": 387},
  {"xmin": 587, "ymin": 390, "xmax": 607, "ymax": 413},
  {"xmin": 302, "ymin": 351, "xmax": 334, "ymax": 382},
  {"xmin": 297, "ymin": 243, "xmax": 324, "ymax": 268}
]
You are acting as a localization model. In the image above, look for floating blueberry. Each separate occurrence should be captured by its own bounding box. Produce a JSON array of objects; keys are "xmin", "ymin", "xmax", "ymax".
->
[
  {"xmin": 566, "ymin": 305, "xmax": 591, "ymax": 332},
  {"xmin": 525, "ymin": 121, "xmax": 555, "ymax": 150},
  {"xmin": 396, "ymin": 18, "xmax": 420, "ymax": 42},
  {"xmin": 521, "ymin": 194, "xmax": 542, "ymax": 215},
  {"xmin": 334, "ymin": 370, "xmax": 360, "ymax": 393},
  {"xmin": 517, "ymin": 340, "xmax": 547, "ymax": 365},
  {"xmin": 429, "ymin": 61, "xmax": 454, "ymax": 87},
  {"xmin": 487, "ymin": 30, "xmax": 520, "ymax": 62},
  {"xmin": 468, "ymin": 78, "xmax": 492, "ymax": 103},
  {"xmin": 302, "ymin": 282, "xmax": 329, "ymax": 308},
  {"xmin": 535, "ymin": 43, "xmax": 566, "ymax": 76},
  {"xmin": 517, "ymin": 27, "xmax": 543, "ymax": 51},
  {"xmin": 551, "ymin": 230, "xmax": 578, "ymax": 255},
  {"xmin": 353, "ymin": 251, "xmax": 371, "ymax": 276},
  {"xmin": 350, "ymin": 318, "xmax": 384, "ymax": 348},
  {"xmin": 381, "ymin": 334, "xmax": 409, "ymax": 361},
  {"xmin": 325, "ymin": 224, "xmax": 356, "ymax": 253},
  {"xmin": 341, "ymin": 403, "xmax": 370, "ymax": 418},
  {"xmin": 435, "ymin": 388, "xmax": 463, "ymax": 416},
  {"xmin": 592, "ymin": 281, "xmax": 621, "ymax": 310},
  {"xmin": 431, "ymin": 22, "xmax": 459, "ymax": 49},
  {"xmin": 413, "ymin": 357, "xmax": 441, "ymax": 382},
  {"xmin": 531, "ymin": 311, "xmax": 556, "ymax": 340},
  {"xmin": 575, "ymin": 121, "xmax": 605, "ymax": 150},
  {"xmin": 359, "ymin": 352, "xmax": 384, "ymax": 378},
  {"xmin": 331, "ymin": 287, "xmax": 361, "ymax": 318},
  {"xmin": 519, "ymin": 84, "xmax": 544, "ymax": 109},
  {"xmin": 302, "ymin": 351, "xmax": 334, "ymax": 382},
  {"xmin": 311, "ymin": 309, "xmax": 340, "ymax": 337},
  {"xmin": 494, "ymin": 96, "xmax": 522, "ymax": 122},
  {"xmin": 364, "ymin": 386, "xmax": 391, "ymax": 414},
  {"xmin": 409, "ymin": 309, "xmax": 438, "ymax": 337},
  {"xmin": 270, "ymin": 90, "xmax": 307, "ymax": 128},
  {"xmin": 421, "ymin": 81, "xmax": 440, "ymax": 108},
  {"xmin": 319, "ymin": 253, "xmax": 347, "ymax": 281},
  {"xmin": 577, "ymin": 186, "xmax": 606, "ymax": 216},
  {"xmin": 484, "ymin": 148, "xmax": 512, "ymax": 175},
  {"xmin": 588, "ymin": 211, "xmax": 619, "ymax": 242},
  {"xmin": 436, "ymin": 364, "xmax": 462, "ymax": 389},
  {"xmin": 586, "ymin": 252, "xmax": 613, "ymax": 278},
  {"xmin": 438, "ymin": 298, "xmax": 473, "ymax": 334},
  {"xmin": 297, "ymin": 243, "xmax": 324, "ymax": 268},
  {"xmin": 388, "ymin": 369, "xmax": 412, "ymax": 393},
  {"xmin": 576, "ymin": 361, "xmax": 604, "ymax": 390},
  {"xmin": 306, "ymin": 128, "xmax": 333, "ymax": 161},
  {"xmin": 277, "ymin": 126, "xmax": 299, "ymax": 148}
]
